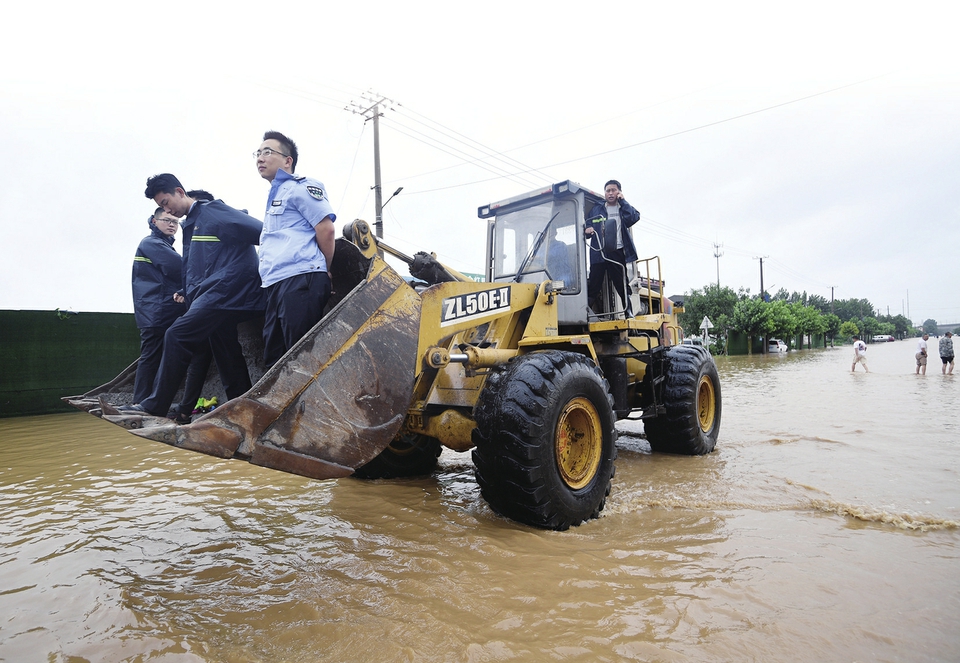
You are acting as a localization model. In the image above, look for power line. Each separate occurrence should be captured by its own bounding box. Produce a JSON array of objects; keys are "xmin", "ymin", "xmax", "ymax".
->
[
  {"xmin": 339, "ymin": 122, "xmax": 367, "ymax": 210},
  {"xmin": 408, "ymin": 74, "xmax": 888, "ymax": 195},
  {"xmin": 381, "ymin": 115, "xmax": 544, "ymax": 189},
  {"xmin": 391, "ymin": 106, "xmax": 557, "ymax": 185}
]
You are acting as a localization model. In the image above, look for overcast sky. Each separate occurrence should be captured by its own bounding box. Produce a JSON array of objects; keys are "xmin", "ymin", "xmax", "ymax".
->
[{"xmin": 2, "ymin": 1, "xmax": 957, "ymax": 327}]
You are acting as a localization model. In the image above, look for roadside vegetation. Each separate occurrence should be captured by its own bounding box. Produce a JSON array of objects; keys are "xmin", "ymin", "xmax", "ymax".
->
[{"xmin": 678, "ymin": 284, "xmax": 931, "ymax": 355}]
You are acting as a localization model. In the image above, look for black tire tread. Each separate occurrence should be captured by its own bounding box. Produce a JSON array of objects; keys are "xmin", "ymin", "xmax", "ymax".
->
[
  {"xmin": 644, "ymin": 345, "xmax": 721, "ymax": 455},
  {"xmin": 471, "ymin": 350, "xmax": 617, "ymax": 530},
  {"xmin": 352, "ymin": 434, "xmax": 442, "ymax": 479}
]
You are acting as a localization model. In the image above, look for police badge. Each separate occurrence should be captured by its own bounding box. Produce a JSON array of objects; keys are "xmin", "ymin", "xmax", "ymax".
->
[{"xmin": 306, "ymin": 186, "xmax": 325, "ymax": 201}]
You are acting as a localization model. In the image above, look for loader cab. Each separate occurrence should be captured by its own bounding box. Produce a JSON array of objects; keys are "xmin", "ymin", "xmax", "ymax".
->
[{"xmin": 479, "ymin": 180, "xmax": 638, "ymax": 327}]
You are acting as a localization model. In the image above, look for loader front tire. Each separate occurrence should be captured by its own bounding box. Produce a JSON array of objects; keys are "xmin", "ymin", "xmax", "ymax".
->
[
  {"xmin": 352, "ymin": 432, "xmax": 442, "ymax": 479},
  {"xmin": 644, "ymin": 345, "xmax": 721, "ymax": 455},
  {"xmin": 472, "ymin": 351, "xmax": 617, "ymax": 530}
]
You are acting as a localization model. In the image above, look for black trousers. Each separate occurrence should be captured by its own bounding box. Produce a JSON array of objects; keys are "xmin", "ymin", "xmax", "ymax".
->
[
  {"xmin": 587, "ymin": 250, "xmax": 631, "ymax": 316},
  {"xmin": 133, "ymin": 326, "xmax": 168, "ymax": 403},
  {"xmin": 262, "ymin": 272, "xmax": 331, "ymax": 370},
  {"xmin": 140, "ymin": 306, "xmax": 254, "ymax": 416},
  {"xmin": 177, "ymin": 341, "xmax": 213, "ymax": 415}
]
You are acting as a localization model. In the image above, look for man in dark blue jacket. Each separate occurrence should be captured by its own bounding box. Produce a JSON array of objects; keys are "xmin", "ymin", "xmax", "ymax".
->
[
  {"xmin": 126, "ymin": 174, "xmax": 264, "ymax": 418},
  {"xmin": 584, "ymin": 179, "xmax": 641, "ymax": 317},
  {"xmin": 131, "ymin": 208, "xmax": 185, "ymax": 403}
]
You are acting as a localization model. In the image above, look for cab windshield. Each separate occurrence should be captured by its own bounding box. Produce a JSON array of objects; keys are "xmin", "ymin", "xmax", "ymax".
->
[{"xmin": 491, "ymin": 199, "xmax": 578, "ymax": 291}]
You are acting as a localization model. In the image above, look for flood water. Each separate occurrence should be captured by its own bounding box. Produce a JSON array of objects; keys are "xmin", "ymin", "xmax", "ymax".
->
[{"xmin": 1, "ymin": 340, "xmax": 958, "ymax": 662}]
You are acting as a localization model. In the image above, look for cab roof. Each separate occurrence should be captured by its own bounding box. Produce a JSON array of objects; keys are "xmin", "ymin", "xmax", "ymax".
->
[{"xmin": 478, "ymin": 180, "xmax": 603, "ymax": 219}]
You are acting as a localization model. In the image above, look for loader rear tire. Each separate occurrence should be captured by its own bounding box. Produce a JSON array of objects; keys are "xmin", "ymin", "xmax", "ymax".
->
[
  {"xmin": 471, "ymin": 350, "xmax": 617, "ymax": 530},
  {"xmin": 644, "ymin": 345, "xmax": 721, "ymax": 455},
  {"xmin": 352, "ymin": 432, "xmax": 442, "ymax": 479}
]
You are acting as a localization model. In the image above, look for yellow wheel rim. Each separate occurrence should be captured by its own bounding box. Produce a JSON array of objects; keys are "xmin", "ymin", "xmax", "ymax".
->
[
  {"xmin": 555, "ymin": 397, "xmax": 603, "ymax": 490},
  {"xmin": 386, "ymin": 433, "xmax": 422, "ymax": 457},
  {"xmin": 697, "ymin": 375, "xmax": 717, "ymax": 433}
]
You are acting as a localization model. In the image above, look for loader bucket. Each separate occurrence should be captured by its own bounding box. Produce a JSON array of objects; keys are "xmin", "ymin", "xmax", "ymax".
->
[{"xmin": 126, "ymin": 255, "xmax": 420, "ymax": 479}]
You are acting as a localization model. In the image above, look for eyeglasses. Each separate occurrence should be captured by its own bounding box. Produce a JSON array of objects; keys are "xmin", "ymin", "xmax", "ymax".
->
[
  {"xmin": 253, "ymin": 147, "xmax": 289, "ymax": 159},
  {"xmin": 155, "ymin": 218, "xmax": 179, "ymax": 224}
]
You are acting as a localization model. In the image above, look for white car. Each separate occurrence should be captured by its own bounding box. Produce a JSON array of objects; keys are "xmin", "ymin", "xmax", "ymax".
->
[{"xmin": 768, "ymin": 339, "xmax": 788, "ymax": 353}]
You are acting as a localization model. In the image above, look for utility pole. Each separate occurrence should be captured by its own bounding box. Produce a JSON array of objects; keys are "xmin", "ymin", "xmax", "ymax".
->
[
  {"xmin": 754, "ymin": 256, "xmax": 768, "ymax": 354},
  {"xmin": 713, "ymin": 242, "xmax": 723, "ymax": 290},
  {"xmin": 754, "ymin": 256, "xmax": 768, "ymax": 301},
  {"xmin": 829, "ymin": 286, "xmax": 835, "ymax": 346},
  {"xmin": 346, "ymin": 91, "xmax": 396, "ymax": 239}
]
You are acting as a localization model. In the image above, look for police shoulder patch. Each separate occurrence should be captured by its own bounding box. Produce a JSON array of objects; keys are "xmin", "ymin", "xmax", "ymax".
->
[{"xmin": 306, "ymin": 185, "xmax": 325, "ymax": 201}]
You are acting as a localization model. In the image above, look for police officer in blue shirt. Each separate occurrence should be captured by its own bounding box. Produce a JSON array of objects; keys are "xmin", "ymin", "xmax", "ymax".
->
[
  {"xmin": 255, "ymin": 131, "xmax": 336, "ymax": 369},
  {"xmin": 123, "ymin": 174, "xmax": 264, "ymax": 418},
  {"xmin": 131, "ymin": 208, "xmax": 185, "ymax": 403}
]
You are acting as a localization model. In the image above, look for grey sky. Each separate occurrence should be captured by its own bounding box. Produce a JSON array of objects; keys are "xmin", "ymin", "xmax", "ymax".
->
[{"xmin": 2, "ymin": 1, "xmax": 957, "ymax": 326}]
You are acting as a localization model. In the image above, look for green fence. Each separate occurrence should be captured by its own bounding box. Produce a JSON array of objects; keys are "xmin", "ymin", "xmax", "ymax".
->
[
  {"xmin": 0, "ymin": 310, "xmax": 140, "ymax": 418},
  {"xmin": 726, "ymin": 331, "xmax": 827, "ymax": 355}
]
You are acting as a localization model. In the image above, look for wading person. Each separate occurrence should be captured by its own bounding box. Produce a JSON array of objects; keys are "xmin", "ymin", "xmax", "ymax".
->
[
  {"xmin": 131, "ymin": 208, "xmax": 185, "ymax": 403},
  {"xmin": 255, "ymin": 131, "xmax": 336, "ymax": 369},
  {"xmin": 122, "ymin": 174, "xmax": 264, "ymax": 418},
  {"xmin": 851, "ymin": 335, "xmax": 868, "ymax": 373},
  {"xmin": 584, "ymin": 179, "xmax": 640, "ymax": 318},
  {"xmin": 916, "ymin": 333, "xmax": 929, "ymax": 375},
  {"xmin": 940, "ymin": 331, "xmax": 954, "ymax": 375}
]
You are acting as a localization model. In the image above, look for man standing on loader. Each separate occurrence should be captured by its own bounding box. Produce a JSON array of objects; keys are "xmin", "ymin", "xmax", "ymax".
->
[
  {"xmin": 584, "ymin": 179, "xmax": 641, "ymax": 317},
  {"xmin": 255, "ymin": 131, "xmax": 336, "ymax": 369}
]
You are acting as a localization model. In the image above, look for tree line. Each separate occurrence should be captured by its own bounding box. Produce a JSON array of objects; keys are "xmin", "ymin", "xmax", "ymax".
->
[{"xmin": 676, "ymin": 285, "xmax": 945, "ymax": 353}]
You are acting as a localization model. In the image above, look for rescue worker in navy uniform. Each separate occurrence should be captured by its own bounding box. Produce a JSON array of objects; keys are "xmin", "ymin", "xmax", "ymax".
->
[
  {"xmin": 255, "ymin": 131, "xmax": 336, "ymax": 369},
  {"xmin": 131, "ymin": 208, "xmax": 185, "ymax": 403},
  {"xmin": 584, "ymin": 179, "xmax": 641, "ymax": 317},
  {"xmin": 166, "ymin": 189, "xmax": 217, "ymax": 423},
  {"xmin": 123, "ymin": 174, "xmax": 264, "ymax": 418}
]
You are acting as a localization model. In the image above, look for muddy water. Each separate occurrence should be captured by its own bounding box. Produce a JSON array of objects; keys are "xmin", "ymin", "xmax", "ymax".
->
[{"xmin": 1, "ymin": 340, "xmax": 958, "ymax": 662}]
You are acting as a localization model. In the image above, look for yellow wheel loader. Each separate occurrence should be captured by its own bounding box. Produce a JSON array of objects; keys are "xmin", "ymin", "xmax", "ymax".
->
[{"xmin": 66, "ymin": 181, "xmax": 721, "ymax": 530}]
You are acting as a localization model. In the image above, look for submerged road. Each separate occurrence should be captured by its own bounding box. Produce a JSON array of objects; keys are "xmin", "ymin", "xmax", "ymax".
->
[{"xmin": 1, "ymin": 340, "xmax": 957, "ymax": 661}]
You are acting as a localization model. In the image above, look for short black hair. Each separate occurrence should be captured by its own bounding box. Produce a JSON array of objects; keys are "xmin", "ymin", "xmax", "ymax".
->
[
  {"xmin": 145, "ymin": 173, "xmax": 184, "ymax": 199},
  {"xmin": 263, "ymin": 130, "xmax": 298, "ymax": 171},
  {"xmin": 147, "ymin": 206, "xmax": 163, "ymax": 228},
  {"xmin": 187, "ymin": 189, "xmax": 214, "ymax": 202},
  {"xmin": 604, "ymin": 179, "xmax": 622, "ymax": 191},
  {"xmin": 853, "ymin": 335, "xmax": 860, "ymax": 340}
]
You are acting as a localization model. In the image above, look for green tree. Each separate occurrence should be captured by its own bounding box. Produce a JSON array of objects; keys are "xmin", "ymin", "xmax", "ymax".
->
[
  {"xmin": 791, "ymin": 302, "xmax": 826, "ymax": 348},
  {"xmin": 839, "ymin": 320, "xmax": 860, "ymax": 340},
  {"xmin": 767, "ymin": 300, "xmax": 798, "ymax": 344},
  {"xmin": 861, "ymin": 316, "xmax": 881, "ymax": 338},
  {"xmin": 807, "ymin": 294, "xmax": 830, "ymax": 313},
  {"xmin": 832, "ymin": 298, "xmax": 875, "ymax": 323},
  {"xmin": 731, "ymin": 297, "xmax": 770, "ymax": 353},
  {"xmin": 678, "ymin": 284, "xmax": 740, "ymax": 340},
  {"xmin": 923, "ymin": 319, "xmax": 938, "ymax": 334},
  {"xmin": 772, "ymin": 287, "xmax": 790, "ymax": 302},
  {"xmin": 822, "ymin": 313, "xmax": 841, "ymax": 346},
  {"xmin": 890, "ymin": 315, "xmax": 912, "ymax": 339}
]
